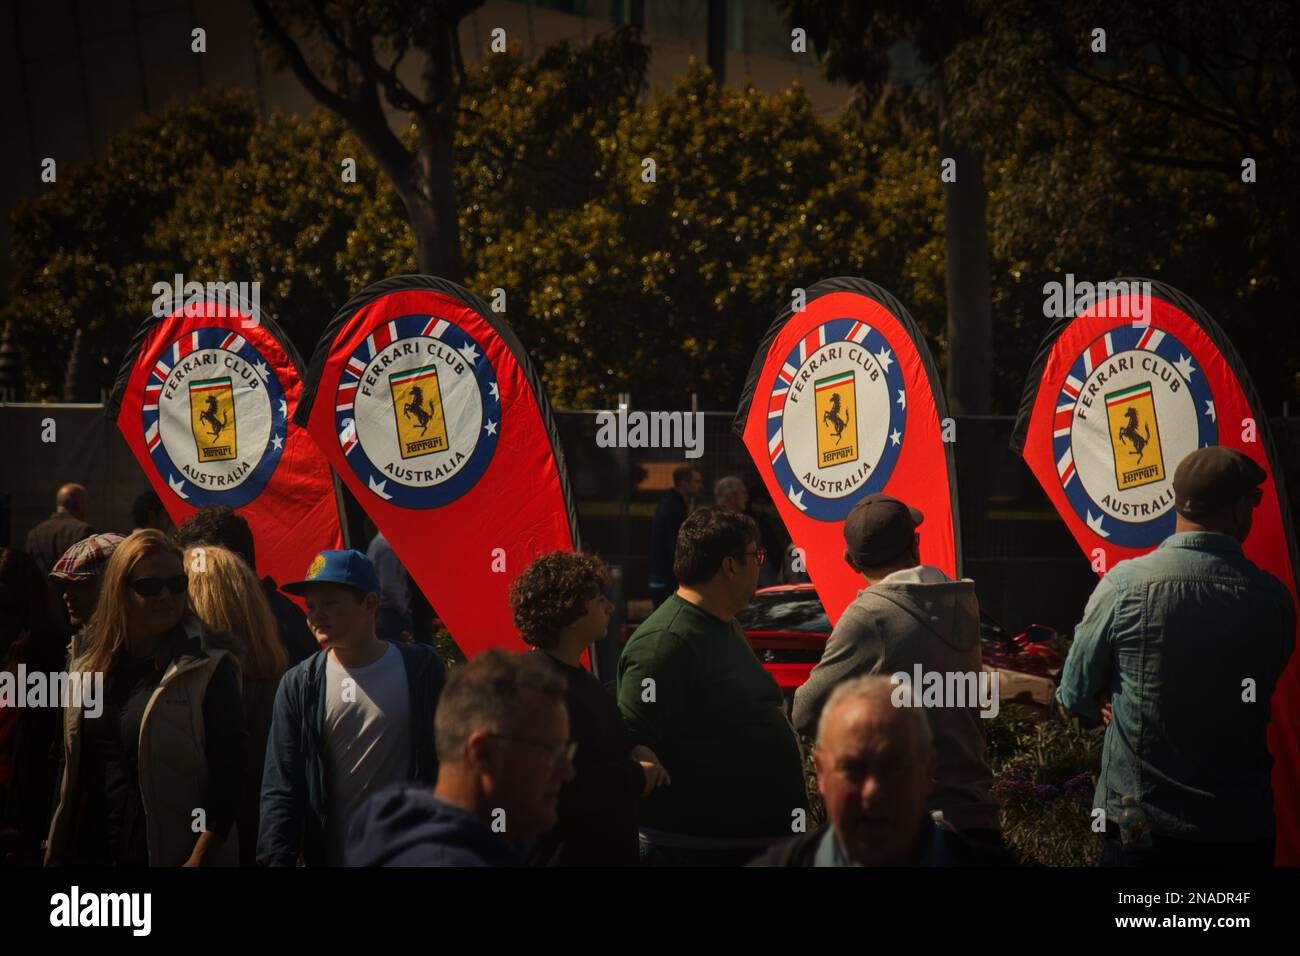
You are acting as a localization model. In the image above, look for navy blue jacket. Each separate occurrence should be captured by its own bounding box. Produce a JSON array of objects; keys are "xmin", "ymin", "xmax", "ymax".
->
[
  {"xmin": 346, "ymin": 783, "xmax": 521, "ymax": 866},
  {"xmin": 648, "ymin": 490, "xmax": 687, "ymax": 586},
  {"xmin": 256, "ymin": 642, "xmax": 446, "ymax": 866}
]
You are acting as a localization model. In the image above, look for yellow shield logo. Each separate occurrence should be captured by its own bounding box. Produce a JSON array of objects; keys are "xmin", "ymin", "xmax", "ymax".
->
[
  {"xmin": 1105, "ymin": 381, "xmax": 1166, "ymax": 490},
  {"xmin": 189, "ymin": 377, "xmax": 237, "ymax": 462},
  {"xmin": 306, "ymin": 554, "xmax": 327, "ymax": 579},
  {"xmin": 390, "ymin": 364, "xmax": 449, "ymax": 460},
  {"xmin": 815, "ymin": 370, "xmax": 858, "ymax": 468}
]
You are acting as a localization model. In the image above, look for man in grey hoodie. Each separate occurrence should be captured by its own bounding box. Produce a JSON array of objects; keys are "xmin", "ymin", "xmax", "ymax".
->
[{"xmin": 792, "ymin": 493, "xmax": 1002, "ymax": 846}]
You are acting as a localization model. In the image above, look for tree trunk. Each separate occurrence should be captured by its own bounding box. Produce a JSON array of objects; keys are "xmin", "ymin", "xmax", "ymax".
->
[
  {"xmin": 407, "ymin": 116, "xmax": 465, "ymax": 282},
  {"xmin": 938, "ymin": 79, "xmax": 993, "ymax": 415}
]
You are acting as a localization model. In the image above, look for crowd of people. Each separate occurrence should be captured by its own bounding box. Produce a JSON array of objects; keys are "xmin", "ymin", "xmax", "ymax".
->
[{"xmin": 0, "ymin": 443, "xmax": 1293, "ymax": 867}]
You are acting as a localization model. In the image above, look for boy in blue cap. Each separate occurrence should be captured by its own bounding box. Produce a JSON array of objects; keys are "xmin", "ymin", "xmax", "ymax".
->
[{"xmin": 256, "ymin": 549, "xmax": 447, "ymax": 866}]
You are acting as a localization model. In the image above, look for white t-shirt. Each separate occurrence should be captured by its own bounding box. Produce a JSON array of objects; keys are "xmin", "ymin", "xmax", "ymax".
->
[{"xmin": 324, "ymin": 642, "xmax": 412, "ymax": 864}]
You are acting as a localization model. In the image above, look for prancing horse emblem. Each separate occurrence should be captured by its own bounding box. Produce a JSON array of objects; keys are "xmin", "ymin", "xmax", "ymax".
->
[
  {"xmin": 200, "ymin": 394, "xmax": 229, "ymax": 440},
  {"xmin": 1118, "ymin": 406, "xmax": 1150, "ymax": 464},
  {"xmin": 403, "ymin": 385, "xmax": 434, "ymax": 435},
  {"xmin": 822, "ymin": 392, "xmax": 850, "ymax": 445}
]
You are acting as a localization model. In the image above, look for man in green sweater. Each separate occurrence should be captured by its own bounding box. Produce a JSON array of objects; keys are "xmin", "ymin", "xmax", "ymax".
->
[{"xmin": 618, "ymin": 507, "xmax": 808, "ymax": 866}]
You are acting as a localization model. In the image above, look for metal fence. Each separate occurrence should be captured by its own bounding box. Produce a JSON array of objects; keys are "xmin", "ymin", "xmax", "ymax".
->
[
  {"xmin": 4, "ymin": 404, "xmax": 1298, "ymax": 637},
  {"xmin": 550, "ymin": 411, "xmax": 1106, "ymax": 633},
  {"xmin": 548, "ymin": 411, "xmax": 1300, "ymax": 635}
]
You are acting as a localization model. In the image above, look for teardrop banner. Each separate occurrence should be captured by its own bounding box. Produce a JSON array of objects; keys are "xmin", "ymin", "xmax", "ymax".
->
[
  {"xmin": 294, "ymin": 275, "xmax": 579, "ymax": 658},
  {"xmin": 733, "ymin": 277, "xmax": 960, "ymax": 624},
  {"xmin": 1011, "ymin": 277, "xmax": 1300, "ymax": 863},
  {"xmin": 108, "ymin": 297, "xmax": 344, "ymax": 592}
]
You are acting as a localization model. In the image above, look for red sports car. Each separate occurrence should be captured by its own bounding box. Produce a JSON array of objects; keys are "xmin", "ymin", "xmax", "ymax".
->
[{"xmin": 736, "ymin": 582, "xmax": 1065, "ymax": 712}]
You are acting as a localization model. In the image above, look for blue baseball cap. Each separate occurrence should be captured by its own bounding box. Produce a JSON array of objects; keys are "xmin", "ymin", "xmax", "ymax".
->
[{"xmin": 281, "ymin": 549, "xmax": 380, "ymax": 597}]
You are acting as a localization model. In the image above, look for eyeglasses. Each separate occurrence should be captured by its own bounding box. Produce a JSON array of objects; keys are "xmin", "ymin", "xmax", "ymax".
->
[
  {"xmin": 739, "ymin": 548, "xmax": 767, "ymax": 566},
  {"xmin": 488, "ymin": 733, "xmax": 578, "ymax": 767},
  {"xmin": 128, "ymin": 574, "xmax": 188, "ymax": 597}
]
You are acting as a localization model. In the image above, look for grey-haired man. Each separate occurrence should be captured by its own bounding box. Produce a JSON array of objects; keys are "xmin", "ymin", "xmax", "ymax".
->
[{"xmin": 752, "ymin": 676, "xmax": 994, "ymax": 866}]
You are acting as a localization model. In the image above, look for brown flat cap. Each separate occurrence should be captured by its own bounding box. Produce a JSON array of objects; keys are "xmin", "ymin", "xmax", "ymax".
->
[
  {"xmin": 844, "ymin": 493, "xmax": 923, "ymax": 566},
  {"xmin": 1172, "ymin": 446, "xmax": 1266, "ymax": 519}
]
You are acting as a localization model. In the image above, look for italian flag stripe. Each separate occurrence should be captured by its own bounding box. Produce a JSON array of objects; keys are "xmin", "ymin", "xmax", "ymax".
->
[
  {"xmin": 815, "ymin": 371, "xmax": 854, "ymax": 391},
  {"xmin": 1105, "ymin": 383, "xmax": 1152, "ymax": 406},
  {"xmin": 190, "ymin": 378, "xmax": 227, "ymax": 392},
  {"xmin": 390, "ymin": 365, "xmax": 438, "ymax": 385}
]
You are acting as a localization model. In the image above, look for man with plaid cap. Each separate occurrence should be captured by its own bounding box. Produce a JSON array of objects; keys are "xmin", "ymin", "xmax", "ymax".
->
[
  {"xmin": 48, "ymin": 533, "xmax": 125, "ymax": 641},
  {"xmin": 1059, "ymin": 446, "xmax": 1296, "ymax": 866}
]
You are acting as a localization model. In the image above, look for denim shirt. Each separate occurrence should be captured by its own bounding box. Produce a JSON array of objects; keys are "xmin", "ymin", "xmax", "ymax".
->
[{"xmin": 1058, "ymin": 532, "xmax": 1296, "ymax": 843}]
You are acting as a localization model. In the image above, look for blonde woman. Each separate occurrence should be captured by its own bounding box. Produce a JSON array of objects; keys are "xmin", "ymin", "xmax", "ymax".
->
[
  {"xmin": 44, "ymin": 530, "xmax": 245, "ymax": 867},
  {"xmin": 185, "ymin": 544, "xmax": 286, "ymax": 865}
]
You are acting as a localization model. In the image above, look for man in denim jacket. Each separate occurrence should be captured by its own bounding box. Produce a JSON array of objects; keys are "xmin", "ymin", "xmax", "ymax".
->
[{"xmin": 1059, "ymin": 447, "xmax": 1295, "ymax": 866}]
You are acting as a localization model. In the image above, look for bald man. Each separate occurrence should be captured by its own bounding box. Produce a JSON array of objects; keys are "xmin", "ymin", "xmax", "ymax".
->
[
  {"xmin": 749, "ymin": 675, "xmax": 999, "ymax": 866},
  {"xmin": 25, "ymin": 483, "xmax": 93, "ymax": 574}
]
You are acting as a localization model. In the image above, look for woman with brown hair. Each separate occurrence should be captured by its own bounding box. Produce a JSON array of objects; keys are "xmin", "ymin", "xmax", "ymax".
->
[
  {"xmin": 44, "ymin": 530, "xmax": 246, "ymax": 867},
  {"xmin": 509, "ymin": 551, "xmax": 669, "ymax": 866},
  {"xmin": 185, "ymin": 544, "xmax": 286, "ymax": 865}
]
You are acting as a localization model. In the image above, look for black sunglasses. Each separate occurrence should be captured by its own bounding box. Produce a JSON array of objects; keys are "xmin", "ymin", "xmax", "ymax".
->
[{"xmin": 128, "ymin": 574, "xmax": 188, "ymax": 597}]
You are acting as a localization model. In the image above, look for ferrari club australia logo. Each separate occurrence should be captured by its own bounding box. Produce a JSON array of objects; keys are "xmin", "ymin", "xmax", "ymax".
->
[
  {"xmin": 334, "ymin": 314, "xmax": 501, "ymax": 509},
  {"xmin": 143, "ymin": 328, "xmax": 287, "ymax": 508},
  {"xmin": 1053, "ymin": 325, "xmax": 1217, "ymax": 547},
  {"xmin": 767, "ymin": 319, "xmax": 906, "ymax": 521}
]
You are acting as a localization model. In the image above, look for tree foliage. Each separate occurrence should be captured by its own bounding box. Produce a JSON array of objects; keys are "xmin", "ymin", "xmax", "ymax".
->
[
  {"xmin": 4, "ymin": 20, "xmax": 1294, "ymax": 412},
  {"xmin": 468, "ymin": 63, "xmax": 942, "ymax": 408},
  {"xmin": 776, "ymin": 0, "xmax": 999, "ymax": 413},
  {"xmin": 4, "ymin": 95, "xmax": 262, "ymax": 399},
  {"xmin": 948, "ymin": 0, "xmax": 1300, "ymax": 409},
  {"xmin": 252, "ymin": 0, "xmax": 485, "ymax": 278}
]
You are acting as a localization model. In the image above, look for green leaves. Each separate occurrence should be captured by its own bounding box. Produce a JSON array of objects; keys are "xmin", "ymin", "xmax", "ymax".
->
[
  {"xmin": 4, "ymin": 92, "xmax": 262, "ymax": 399},
  {"xmin": 466, "ymin": 62, "xmax": 943, "ymax": 409},
  {"xmin": 6, "ymin": 19, "xmax": 1291, "ymax": 411}
]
